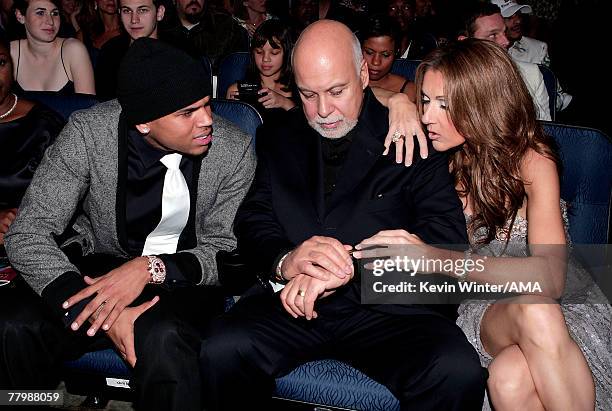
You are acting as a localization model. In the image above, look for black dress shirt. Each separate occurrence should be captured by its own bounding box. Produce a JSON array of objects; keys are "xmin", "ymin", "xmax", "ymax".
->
[
  {"xmin": 125, "ymin": 129, "xmax": 202, "ymax": 287},
  {"xmin": 320, "ymin": 131, "xmax": 354, "ymax": 209}
]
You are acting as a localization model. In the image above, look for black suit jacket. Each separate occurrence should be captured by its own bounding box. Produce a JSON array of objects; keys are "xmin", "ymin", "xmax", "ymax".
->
[{"xmin": 235, "ymin": 88, "xmax": 467, "ymax": 317}]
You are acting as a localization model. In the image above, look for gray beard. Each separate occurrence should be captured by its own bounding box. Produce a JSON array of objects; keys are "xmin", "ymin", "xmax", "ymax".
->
[{"xmin": 308, "ymin": 118, "xmax": 358, "ymax": 139}]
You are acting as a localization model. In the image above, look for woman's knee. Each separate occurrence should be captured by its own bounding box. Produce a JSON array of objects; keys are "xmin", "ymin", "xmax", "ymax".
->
[{"xmin": 488, "ymin": 346, "xmax": 535, "ymax": 401}]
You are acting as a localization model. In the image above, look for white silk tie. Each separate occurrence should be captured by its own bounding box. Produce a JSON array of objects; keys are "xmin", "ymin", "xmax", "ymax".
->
[{"xmin": 142, "ymin": 153, "xmax": 190, "ymax": 255}]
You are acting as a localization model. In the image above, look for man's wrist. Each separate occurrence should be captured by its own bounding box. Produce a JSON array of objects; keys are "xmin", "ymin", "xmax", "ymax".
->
[{"xmin": 273, "ymin": 251, "xmax": 292, "ymax": 283}]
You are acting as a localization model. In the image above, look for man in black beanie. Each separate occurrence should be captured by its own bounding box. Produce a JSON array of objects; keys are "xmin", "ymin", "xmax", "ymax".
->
[{"xmin": 2, "ymin": 38, "xmax": 255, "ymax": 411}]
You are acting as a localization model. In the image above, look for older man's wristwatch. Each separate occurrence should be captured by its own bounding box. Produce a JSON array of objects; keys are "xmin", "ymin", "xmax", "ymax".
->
[
  {"xmin": 146, "ymin": 255, "xmax": 166, "ymax": 284},
  {"xmin": 273, "ymin": 251, "xmax": 292, "ymax": 283}
]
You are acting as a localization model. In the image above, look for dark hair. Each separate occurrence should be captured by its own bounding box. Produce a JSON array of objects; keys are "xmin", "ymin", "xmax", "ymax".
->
[
  {"xmin": 118, "ymin": 0, "xmax": 162, "ymax": 8},
  {"xmin": 234, "ymin": 0, "xmax": 266, "ymax": 21},
  {"xmin": 0, "ymin": 34, "xmax": 10, "ymax": 52},
  {"xmin": 415, "ymin": 39, "xmax": 560, "ymax": 245},
  {"xmin": 359, "ymin": 13, "xmax": 400, "ymax": 53},
  {"xmin": 246, "ymin": 19, "xmax": 294, "ymax": 91},
  {"xmin": 458, "ymin": 1, "xmax": 501, "ymax": 38},
  {"xmin": 13, "ymin": 0, "xmax": 63, "ymax": 15}
]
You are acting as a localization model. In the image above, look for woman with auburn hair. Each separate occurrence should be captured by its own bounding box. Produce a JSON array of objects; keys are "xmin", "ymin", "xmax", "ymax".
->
[
  {"xmin": 11, "ymin": 0, "xmax": 95, "ymax": 94},
  {"xmin": 359, "ymin": 39, "xmax": 611, "ymax": 410}
]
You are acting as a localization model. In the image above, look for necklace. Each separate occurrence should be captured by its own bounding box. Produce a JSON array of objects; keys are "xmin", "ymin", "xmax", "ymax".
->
[{"xmin": 0, "ymin": 93, "xmax": 18, "ymax": 119}]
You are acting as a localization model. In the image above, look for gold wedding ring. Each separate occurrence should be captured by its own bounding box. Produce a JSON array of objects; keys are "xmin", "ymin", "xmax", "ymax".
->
[
  {"xmin": 297, "ymin": 289, "xmax": 306, "ymax": 297},
  {"xmin": 391, "ymin": 130, "xmax": 404, "ymax": 143}
]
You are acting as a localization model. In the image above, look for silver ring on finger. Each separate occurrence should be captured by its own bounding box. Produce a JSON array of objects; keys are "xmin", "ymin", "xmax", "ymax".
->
[{"xmin": 92, "ymin": 301, "xmax": 107, "ymax": 321}]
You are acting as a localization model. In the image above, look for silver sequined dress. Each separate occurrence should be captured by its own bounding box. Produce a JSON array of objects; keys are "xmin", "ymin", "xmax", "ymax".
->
[{"xmin": 457, "ymin": 205, "xmax": 612, "ymax": 410}]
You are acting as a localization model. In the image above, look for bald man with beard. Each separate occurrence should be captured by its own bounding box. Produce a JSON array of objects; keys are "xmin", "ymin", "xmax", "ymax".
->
[{"xmin": 200, "ymin": 20, "xmax": 486, "ymax": 411}]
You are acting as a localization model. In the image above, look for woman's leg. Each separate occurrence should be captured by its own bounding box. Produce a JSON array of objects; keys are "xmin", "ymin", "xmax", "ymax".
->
[
  {"xmin": 480, "ymin": 296, "xmax": 594, "ymax": 410},
  {"xmin": 487, "ymin": 345, "xmax": 544, "ymax": 411}
]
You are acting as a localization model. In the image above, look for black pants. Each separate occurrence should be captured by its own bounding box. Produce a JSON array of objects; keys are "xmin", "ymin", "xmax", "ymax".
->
[
  {"xmin": 201, "ymin": 288, "xmax": 487, "ymax": 411},
  {"xmin": 0, "ymin": 274, "xmax": 223, "ymax": 411}
]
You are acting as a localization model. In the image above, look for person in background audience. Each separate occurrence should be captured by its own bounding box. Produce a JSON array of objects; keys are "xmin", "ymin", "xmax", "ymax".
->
[
  {"xmin": 1, "ymin": 0, "xmax": 21, "ymax": 39},
  {"xmin": 288, "ymin": 0, "xmax": 316, "ymax": 37},
  {"xmin": 490, "ymin": 0, "xmax": 545, "ymax": 63},
  {"xmin": 58, "ymin": 0, "xmax": 80, "ymax": 37},
  {"xmin": 162, "ymin": 0, "xmax": 247, "ymax": 73},
  {"xmin": 373, "ymin": 38, "xmax": 611, "ymax": 411},
  {"xmin": 490, "ymin": 0, "xmax": 572, "ymax": 112},
  {"xmin": 458, "ymin": 2, "xmax": 550, "ymax": 121},
  {"xmin": 385, "ymin": 0, "xmax": 438, "ymax": 59},
  {"xmin": 1, "ymin": 38, "xmax": 255, "ymax": 411},
  {"xmin": 95, "ymin": 0, "xmax": 165, "ymax": 100},
  {"xmin": 317, "ymin": 0, "xmax": 362, "ymax": 32},
  {"xmin": 0, "ymin": 36, "xmax": 64, "ymax": 244},
  {"xmin": 386, "ymin": 0, "xmax": 413, "ymax": 55},
  {"xmin": 75, "ymin": 0, "xmax": 120, "ymax": 65},
  {"xmin": 226, "ymin": 19, "xmax": 294, "ymax": 120},
  {"xmin": 11, "ymin": 0, "xmax": 95, "ymax": 94},
  {"xmin": 232, "ymin": 0, "xmax": 272, "ymax": 40},
  {"xmin": 360, "ymin": 14, "xmax": 415, "ymax": 101},
  {"xmin": 414, "ymin": 0, "xmax": 432, "ymax": 18}
]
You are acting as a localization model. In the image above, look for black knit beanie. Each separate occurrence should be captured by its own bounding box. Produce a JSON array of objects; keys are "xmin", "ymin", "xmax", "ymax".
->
[{"xmin": 117, "ymin": 38, "xmax": 212, "ymax": 125}]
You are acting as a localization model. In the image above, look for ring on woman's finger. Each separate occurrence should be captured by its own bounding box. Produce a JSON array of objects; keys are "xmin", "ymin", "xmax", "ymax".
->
[
  {"xmin": 297, "ymin": 289, "xmax": 306, "ymax": 297},
  {"xmin": 391, "ymin": 130, "xmax": 405, "ymax": 143}
]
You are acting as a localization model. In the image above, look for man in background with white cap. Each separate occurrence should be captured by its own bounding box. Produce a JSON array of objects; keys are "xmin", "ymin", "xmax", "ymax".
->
[
  {"xmin": 459, "ymin": 2, "xmax": 551, "ymax": 121},
  {"xmin": 490, "ymin": 0, "xmax": 548, "ymax": 64},
  {"xmin": 490, "ymin": 0, "xmax": 572, "ymax": 111}
]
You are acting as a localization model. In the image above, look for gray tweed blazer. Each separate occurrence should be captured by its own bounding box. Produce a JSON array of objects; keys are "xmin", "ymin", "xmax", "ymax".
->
[{"xmin": 5, "ymin": 100, "xmax": 256, "ymax": 296}]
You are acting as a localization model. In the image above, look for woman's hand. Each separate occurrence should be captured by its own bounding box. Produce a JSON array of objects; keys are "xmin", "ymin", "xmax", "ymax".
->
[
  {"xmin": 352, "ymin": 230, "xmax": 440, "ymax": 274},
  {"xmin": 245, "ymin": 23, "xmax": 256, "ymax": 38},
  {"xmin": 69, "ymin": 3, "xmax": 82, "ymax": 32},
  {"xmin": 384, "ymin": 93, "xmax": 429, "ymax": 166},
  {"xmin": 258, "ymin": 88, "xmax": 295, "ymax": 111}
]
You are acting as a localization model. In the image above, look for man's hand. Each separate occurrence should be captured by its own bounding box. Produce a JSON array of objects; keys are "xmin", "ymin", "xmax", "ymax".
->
[
  {"xmin": 384, "ymin": 93, "xmax": 428, "ymax": 166},
  {"xmin": 258, "ymin": 88, "xmax": 295, "ymax": 111},
  {"xmin": 0, "ymin": 208, "xmax": 17, "ymax": 245},
  {"xmin": 63, "ymin": 257, "xmax": 151, "ymax": 336},
  {"xmin": 106, "ymin": 296, "xmax": 159, "ymax": 367},
  {"xmin": 280, "ymin": 266, "xmax": 354, "ymax": 320},
  {"xmin": 281, "ymin": 236, "xmax": 353, "ymax": 283}
]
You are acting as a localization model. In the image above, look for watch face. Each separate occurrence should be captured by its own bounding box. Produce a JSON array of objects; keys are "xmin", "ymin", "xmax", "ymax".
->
[{"xmin": 147, "ymin": 256, "xmax": 167, "ymax": 284}]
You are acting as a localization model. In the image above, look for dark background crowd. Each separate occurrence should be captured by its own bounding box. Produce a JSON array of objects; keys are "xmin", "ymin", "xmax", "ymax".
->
[{"xmin": 0, "ymin": 0, "xmax": 609, "ymax": 135}]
